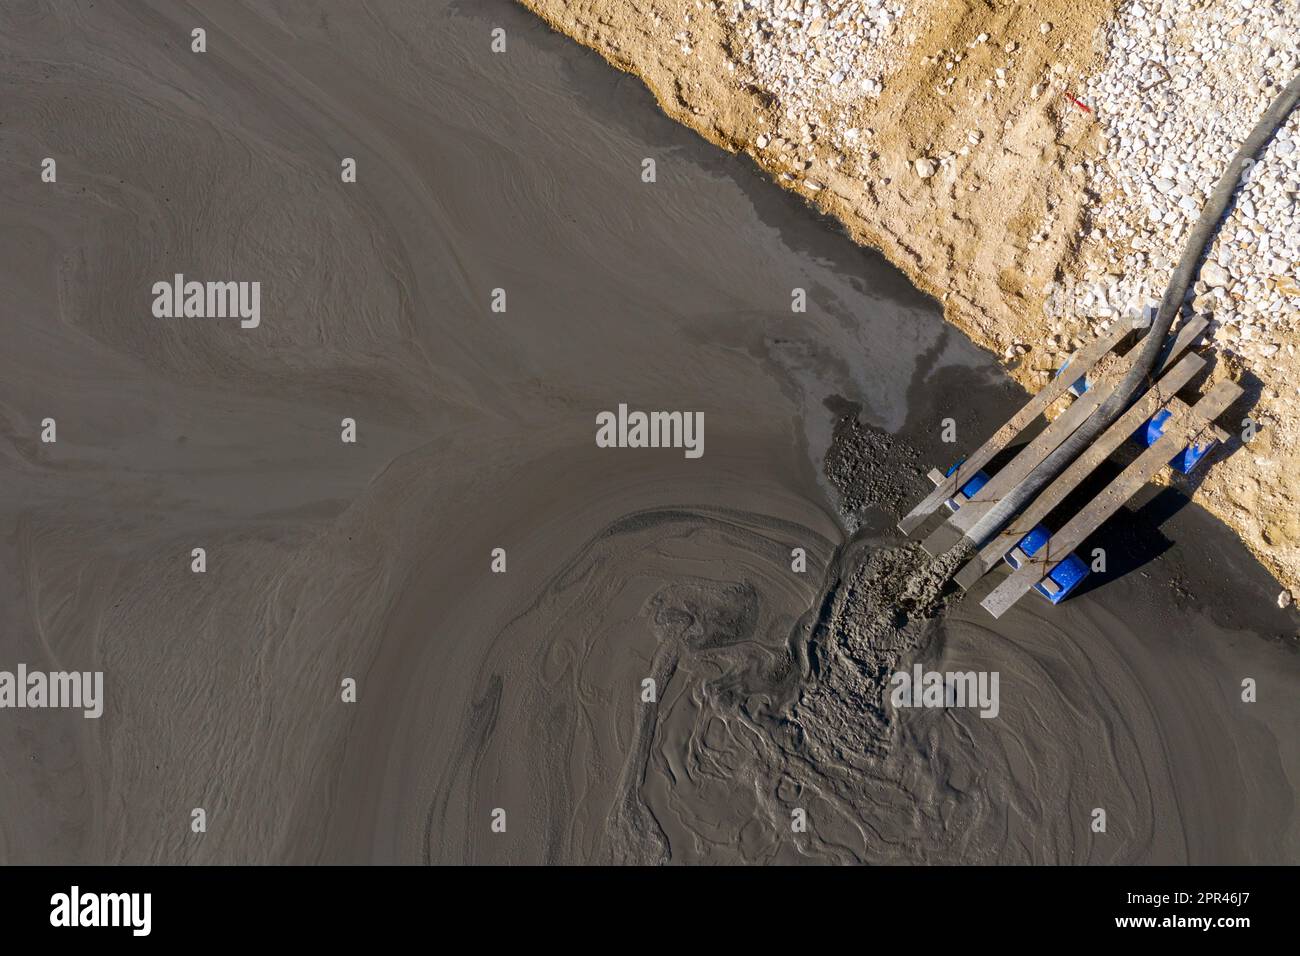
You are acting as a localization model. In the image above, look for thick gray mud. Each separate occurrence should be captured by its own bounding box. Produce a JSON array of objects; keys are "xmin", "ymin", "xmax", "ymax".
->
[
  {"xmin": 1, "ymin": 0, "xmax": 1298, "ymax": 865},
  {"xmin": 450, "ymin": 486, "xmax": 1300, "ymax": 864}
]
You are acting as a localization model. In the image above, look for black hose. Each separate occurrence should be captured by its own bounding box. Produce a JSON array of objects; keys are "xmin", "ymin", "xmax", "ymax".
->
[{"xmin": 958, "ymin": 71, "xmax": 1300, "ymax": 554}]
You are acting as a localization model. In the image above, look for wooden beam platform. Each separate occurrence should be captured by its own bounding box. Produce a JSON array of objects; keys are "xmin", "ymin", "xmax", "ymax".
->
[
  {"xmin": 951, "ymin": 351, "xmax": 1209, "ymax": 590},
  {"xmin": 979, "ymin": 378, "xmax": 1243, "ymax": 618},
  {"xmin": 897, "ymin": 321, "xmax": 1133, "ymax": 536},
  {"xmin": 924, "ymin": 316, "xmax": 1209, "ymax": 557}
]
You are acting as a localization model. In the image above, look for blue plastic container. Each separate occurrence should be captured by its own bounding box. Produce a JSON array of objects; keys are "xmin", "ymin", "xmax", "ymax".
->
[
  {"xmin": 1035, "ymin": 554, "xmax": 1090, "ymax": 603},
  {"xmin": 1003, "ymin": 523, "xmax": 1090, "ymax": 604},
  {"xmin": 1055, "ymin": 358, "xmax": 1090, "ymax": 397},
  {"xmin": 1132, "ymin": 407, "xmax": 1218, "ymax": 474},
  {"xmin": 943, "ymin": 460, "xmax": 990, "ymax": 512},
  {"xmin": 1004, "ymin": 524, "xmax": 1051, "ymax": 567}
]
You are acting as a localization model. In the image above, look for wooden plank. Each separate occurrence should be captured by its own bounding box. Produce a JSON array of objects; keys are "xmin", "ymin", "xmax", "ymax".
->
[
  {"xmin": 929, "ymin": 315, "xmax": 1208, "ymax": 548},
  {"xmin": 897, "ymin": 321, "xmax": 1133, "ymax": 536},
  {"xmin": 979, "ymin": 378, "xmax": 1242, "ymax": 618},
  {"xmin": 952, "ymin": 351, "xmax": 1208, "ymax": 590},
  {"xmin": 920, "ymin": 317, "xmax": 1206, "ymax": 559},
  {"xmin": 1166, "ymin": 396, "xmax": 1230, "ymax": 444},
  {"xmin": 927, "ymin": 467, "xmax": 973, "ymax": 507}
]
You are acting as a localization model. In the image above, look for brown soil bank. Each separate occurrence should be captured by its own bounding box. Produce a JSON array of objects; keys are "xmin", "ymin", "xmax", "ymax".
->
[{"xmin": 516, "ymin": 0, "xmax": 1300, "ymax": 598}]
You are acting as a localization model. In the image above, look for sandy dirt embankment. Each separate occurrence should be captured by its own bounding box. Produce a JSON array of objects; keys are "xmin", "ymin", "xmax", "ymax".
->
[{"xmin": 518, "ymin": 0, "xmax": 1300, "ymax": 597}]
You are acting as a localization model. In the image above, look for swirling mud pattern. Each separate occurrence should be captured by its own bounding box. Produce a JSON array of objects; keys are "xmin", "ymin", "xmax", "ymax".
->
[
  {"xmin": 3, "ymin": 0, "xmax": 1298, "ymax": 867},
  {"xmin": 433, "ymin": 482, "xmax": 1300, "ymax": 864}
]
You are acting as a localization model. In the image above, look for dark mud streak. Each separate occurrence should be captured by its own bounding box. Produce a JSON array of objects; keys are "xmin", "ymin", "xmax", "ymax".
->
[{"xmin": 423, "ymin": 673, "xmax": 503, "ymax": 865}]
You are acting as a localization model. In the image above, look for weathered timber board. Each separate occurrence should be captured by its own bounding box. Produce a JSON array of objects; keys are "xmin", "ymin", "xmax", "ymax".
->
[
  {"xmin": 953, "ymin": 351, "xmax": 1209, "ymax": 590},
  {"xmin": 979, "ymin": 378, "xmax": 1242, "ymax": 618},
  {"xmin": 933, "ymin": 316, "xmax": 1208, "ymax": 543},
  {"xmin": 897, "ymin": 321, "xmax": 1133, "ymax": 536}
]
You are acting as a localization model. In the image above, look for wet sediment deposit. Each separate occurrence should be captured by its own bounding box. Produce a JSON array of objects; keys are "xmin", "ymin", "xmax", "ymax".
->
[{"xmin": 1, "ymin": 0, "xmax": 1298, "ymax": 864}]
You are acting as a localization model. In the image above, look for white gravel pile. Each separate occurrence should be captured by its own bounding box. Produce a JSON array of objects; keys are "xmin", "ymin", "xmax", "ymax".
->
[
  {"xmin": 723, "ymin": 0, "xmax": 911, "ymax": 112},
  {"xmin": 1074, "ymin": 0, "xmax": 1300, "ymax": 363}
]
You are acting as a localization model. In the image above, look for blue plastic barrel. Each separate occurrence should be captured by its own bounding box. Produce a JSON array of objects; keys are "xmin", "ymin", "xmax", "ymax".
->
[
  {"xmin": 1132, "ymin": 407, "xmax": 1218, "ymax": 473},
  {"xmin": 1003, "ymin": 523, "xmax": 1090, "ymax": 604},
  {"xmin": 943, "ymin": 461, "xmax": 990, "ymax": 512},
  {"xmin": 1004, "ymin": 525, "xmax": 1051, "ymax": 567},
  {"xmin": 1035, "ymin": 554, "xmax": 1090, "ymax": 603},
  {"xmin": 1055, "ymin": 358, "xmax": 1090, "ymax": 397}
]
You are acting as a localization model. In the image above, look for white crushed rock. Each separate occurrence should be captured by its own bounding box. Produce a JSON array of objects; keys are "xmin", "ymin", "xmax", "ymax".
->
[
  {"xmin": 1069, "ymin": 0, "xmax": 1300, "ymax": 368},
  {"xmin": 723, "ymin": 0, "xmax": 913, "ymax": 112},
  {"xmin": 714, "ymin": 0, "xmax": 1300, "ymax": 378}
]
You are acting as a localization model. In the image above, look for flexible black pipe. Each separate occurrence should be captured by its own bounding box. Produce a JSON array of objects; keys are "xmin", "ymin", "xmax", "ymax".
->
[{"xmin": 958, "ymin": 71, "xmax": 1300, "ymax": 555}]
